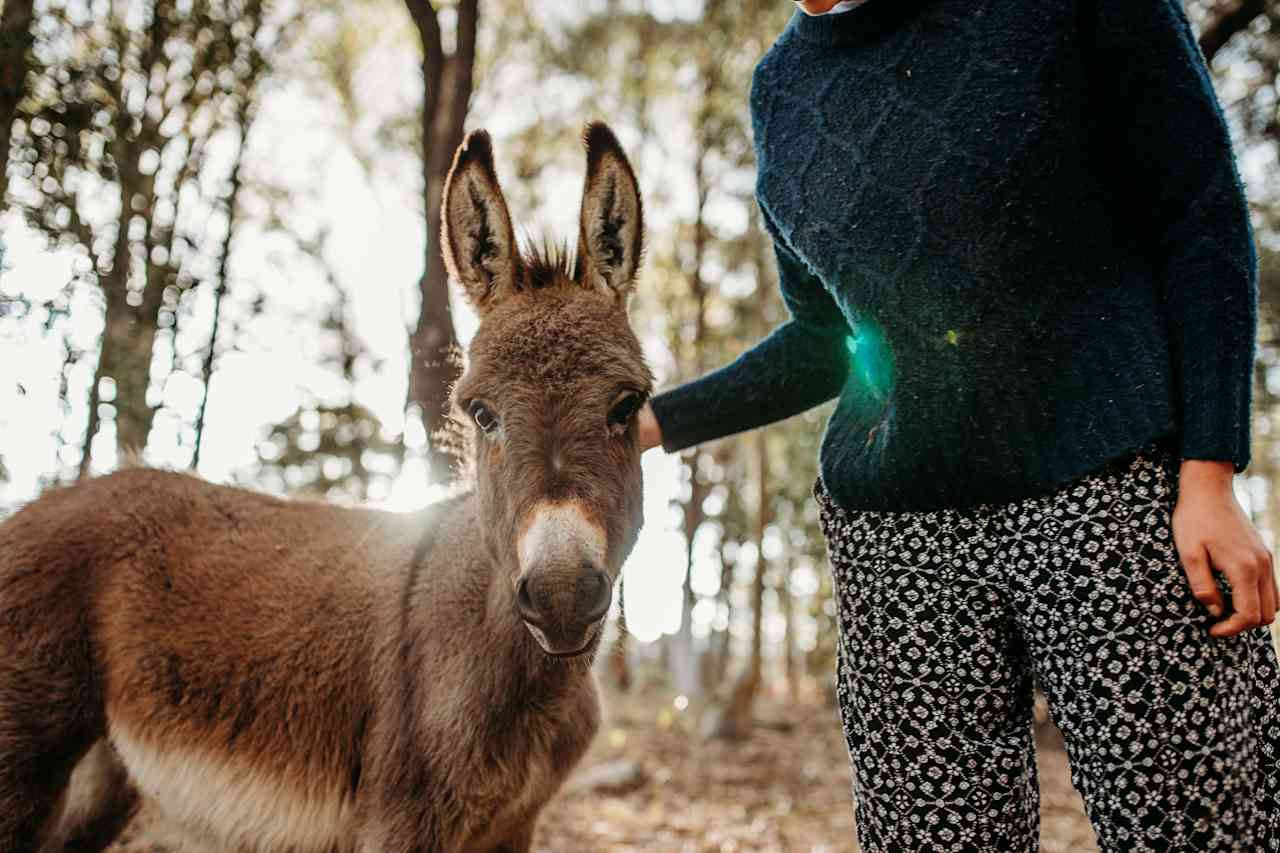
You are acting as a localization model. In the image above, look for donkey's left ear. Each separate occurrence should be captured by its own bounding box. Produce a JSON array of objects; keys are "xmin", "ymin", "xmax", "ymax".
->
[{"xmin": 576, "ymin": 122, "xmax": 644, "ymax": 303}]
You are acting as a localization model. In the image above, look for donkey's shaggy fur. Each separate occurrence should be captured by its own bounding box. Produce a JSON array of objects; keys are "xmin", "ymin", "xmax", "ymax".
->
[{"xmin": 0, "ymin": 122, "xmax": 651, "ymax": 853}]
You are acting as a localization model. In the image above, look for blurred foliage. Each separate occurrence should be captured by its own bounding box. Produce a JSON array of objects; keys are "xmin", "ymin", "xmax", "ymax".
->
[{"xmin": 255, "ymin": 400, "xmax": 400, "ymax": 501}]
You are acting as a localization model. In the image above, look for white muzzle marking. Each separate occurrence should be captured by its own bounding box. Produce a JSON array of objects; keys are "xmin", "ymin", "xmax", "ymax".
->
[{"xmin": 517, "ymin": 501, "xmax": 607, "ymax": 573}]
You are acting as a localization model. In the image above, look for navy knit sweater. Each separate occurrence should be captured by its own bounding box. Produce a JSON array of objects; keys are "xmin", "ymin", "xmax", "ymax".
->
[{"xmin": 649, "ymin": 0, "xmax": 1258, "ymax": 512}]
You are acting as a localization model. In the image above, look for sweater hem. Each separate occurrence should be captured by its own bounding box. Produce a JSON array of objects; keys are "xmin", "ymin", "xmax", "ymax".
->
[{"xmin": 816, "ymin": 416, "xmax": 1182, "ymax": 515}]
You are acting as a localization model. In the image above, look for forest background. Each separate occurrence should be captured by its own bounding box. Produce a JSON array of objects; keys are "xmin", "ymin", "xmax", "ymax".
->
[{"xmin": 2, "ymin": 1, "xmax": 1278, "ymax": 849}]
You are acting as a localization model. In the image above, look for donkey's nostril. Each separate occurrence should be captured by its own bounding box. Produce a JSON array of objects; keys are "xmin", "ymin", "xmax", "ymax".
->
[
  {"xmin": 516, "ymin": 576, "xmax": 543, "ymax": 626},
  {"xmin": 580, "ymin": 569, "xmax": 613, "ymax": 624},
  {"xmin": 519, "ymin": 568, "xmax": 611, "ymax": 631}
]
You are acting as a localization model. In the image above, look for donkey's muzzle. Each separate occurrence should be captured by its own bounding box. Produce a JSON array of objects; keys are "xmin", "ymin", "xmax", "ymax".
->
[{"xmin": 517, "ymin": 566, "xmax": 613, "ymax": 656}]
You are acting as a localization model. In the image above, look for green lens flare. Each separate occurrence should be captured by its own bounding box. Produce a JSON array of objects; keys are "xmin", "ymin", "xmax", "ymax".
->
[{"xmin": 844, "ymin": 319, "xmax": 894, "ymax": 403}]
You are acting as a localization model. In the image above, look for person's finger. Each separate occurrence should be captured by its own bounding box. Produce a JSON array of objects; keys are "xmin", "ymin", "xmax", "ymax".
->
[
  {"xmin": 1210, "ymin": 562, "xmax": 1263, "ymax": 638},
  {"xmin": 1180, "ymin": 545, "xmax": 1224, "ymax": 618},
  {"xmin": 636, "ymin": 402, "xmax": 662, "ymax": 451},
  {"xmin": 1259, "ymin": 574, "xmax": 1276, "ymax": 627},
  {"xmin": 1260, "ymin": 552, "xmax": 1277, "ymax": 626}
]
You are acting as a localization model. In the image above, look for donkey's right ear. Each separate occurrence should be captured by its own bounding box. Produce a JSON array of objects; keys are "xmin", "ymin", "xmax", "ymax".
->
[{"xmin": 441, "ymin": 130, "xmax": 523, "ymax": 314}]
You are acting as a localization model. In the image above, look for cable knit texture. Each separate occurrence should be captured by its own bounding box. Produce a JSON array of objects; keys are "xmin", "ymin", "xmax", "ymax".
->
[{"xmin": 650, "ymin": 0, "xmax": 1258, "ymax": 512}]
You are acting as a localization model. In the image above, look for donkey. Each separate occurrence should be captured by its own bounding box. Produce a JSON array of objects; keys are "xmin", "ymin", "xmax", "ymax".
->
[{"xmin": 0, "ymin": 122, "xmax": 652, "ymax": 853}]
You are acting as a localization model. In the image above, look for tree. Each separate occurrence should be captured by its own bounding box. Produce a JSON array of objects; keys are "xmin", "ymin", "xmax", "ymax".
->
[
  {"xmin": 0, "ymin": 0, "xmax": 35, "ymax": 206},
  {"xmin": 191, "ymin": 94, "xmax": 256, "ymax": 471},
  {"xmin": 255, "ymin": 401, "xmax": 400, "ymax": 502},
  {"xmin": 403, "ymin": 0, "xmax": 478, "ymax": 484},
  {"xmin": 10, "ymin": 0, "xmax": 283, "ymax": 475}
]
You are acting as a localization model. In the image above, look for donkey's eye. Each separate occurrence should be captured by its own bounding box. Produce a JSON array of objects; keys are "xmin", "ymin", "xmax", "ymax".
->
[
  {"xmin": 608, "ymin": 392, "xmax": 644, "ymax": 434},
  {"xmin": 470, "ymin": 401, "xmax": 499, "ymax": 434}
]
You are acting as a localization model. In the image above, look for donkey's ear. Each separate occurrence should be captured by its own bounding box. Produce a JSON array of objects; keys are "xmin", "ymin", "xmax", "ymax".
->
[
  {"xmin": 442, "ymin": 130, "xmax": 523, "ymax": 314},
  {"xmin": 575, "ymin": 122, "xmax": 644, "ymax": 302}
]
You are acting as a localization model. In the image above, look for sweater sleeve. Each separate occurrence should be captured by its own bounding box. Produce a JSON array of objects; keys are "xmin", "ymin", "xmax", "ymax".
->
[
  {"xmin": 648, "ymin": 215, "xmax": 851, "ymax": 453},
  {"xmin": 1091, "ymin": 0, "xmax": 1258, "ymax": 470}
]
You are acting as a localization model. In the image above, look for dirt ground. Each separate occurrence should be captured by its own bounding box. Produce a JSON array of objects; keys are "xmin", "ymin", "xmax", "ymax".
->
[
  {"xmin": 532, "ymin": 687, "xmax": 1097, "ymax": 853},
  {"xmin": 115, "ymin": 685, "xmax": 1096, "ymax": 853}
]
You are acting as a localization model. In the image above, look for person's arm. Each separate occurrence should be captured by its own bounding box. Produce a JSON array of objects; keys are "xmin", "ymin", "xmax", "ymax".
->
[
  {"xmin": 1092, "ymin": 0, "xmax": 1256, "ymax": 467},
  {"xmin": 1091, "ymin": 0, "xmax": 1273, "ymax": 635},
  {"xmin": 645, "ymin": 220, "xmax": 851, "ymax": 453}
]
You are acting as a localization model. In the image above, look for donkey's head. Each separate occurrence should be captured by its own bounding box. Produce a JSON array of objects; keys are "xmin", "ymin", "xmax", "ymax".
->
[{"xmin": 443, "ymin": 123, "xmax": 651, "ymax": 658}]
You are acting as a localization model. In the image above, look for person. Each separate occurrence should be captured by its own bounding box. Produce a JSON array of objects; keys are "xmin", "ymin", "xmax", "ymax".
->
[{"xmin": 635, "ymin": 0, "xmax": 1280, "ymax": 850}]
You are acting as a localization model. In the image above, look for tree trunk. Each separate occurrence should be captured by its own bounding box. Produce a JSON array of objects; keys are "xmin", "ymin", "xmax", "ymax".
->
[
  {"xmin": 670, "ymin": 477, "xmax": 706, "ymax": 697},
  {"xmin": 405, "ymin": 0, "xmax": 478, "ymax": 485},
  {"xmin": 780, "ymin": 553, "xmax": 798, "ymax": 699},
  {"xmin": 96, "ymin": 284, "xmax": 161, "ymax": 458},
  {"xmin": 747, "ymin": 431, "xmax": 769, "ymax": 683},
  {"xmin": 83, "ymin": 167, "xmax": 159, "ymax": 469},
  {"xmin": 708, "ymin": 544, "xmax": 735, "ymax": 690},
  {"xmin": 192, "ymin": 100, "xmax": 252, "ymax": 471},
  {"xmin": 78, "ymin": 363, "xmax": 102, "ymax": 480},
  {"xmin": 0, "ymin": 0, "xmax": 34, "ymax": 207},
  {"xmin": 709, "ymin": 430, "xmax": 771, "ymax": 740}
]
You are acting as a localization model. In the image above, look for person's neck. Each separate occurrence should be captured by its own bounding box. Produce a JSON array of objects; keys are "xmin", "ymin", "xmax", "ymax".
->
[
  {"xmin": 789, "ymin": 0, "xmax": 931, "ymax": 47},
  {"xmin": 824, "ymin": 0, "xmax": 867, "ymax": 14}
]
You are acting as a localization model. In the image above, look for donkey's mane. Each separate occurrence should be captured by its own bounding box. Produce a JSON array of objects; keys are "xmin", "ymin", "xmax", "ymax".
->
[{"xmin": 521, "ymin": 238, "xmax": 579, "ymax": 290}]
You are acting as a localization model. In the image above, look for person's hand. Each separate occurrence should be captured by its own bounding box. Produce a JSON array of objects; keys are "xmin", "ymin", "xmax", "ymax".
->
[
  {"xmin": 1173, "ymin": 459, "xmax": 1277, "ymax": 637},
  {"xmin": 637, "ymin": 401, "xmax": 662, "ymax": 451}
]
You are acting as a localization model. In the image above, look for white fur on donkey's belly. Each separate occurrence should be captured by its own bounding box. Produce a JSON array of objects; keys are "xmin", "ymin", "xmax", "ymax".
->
[{"xmin": 110, "ymin": 724, "xmax": 356, "ymax": 852}]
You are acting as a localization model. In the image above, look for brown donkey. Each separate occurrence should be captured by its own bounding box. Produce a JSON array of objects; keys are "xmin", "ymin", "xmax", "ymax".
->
[{"xmin": 0, "ymin": 122, "xmax": 652, "ymax": 853}]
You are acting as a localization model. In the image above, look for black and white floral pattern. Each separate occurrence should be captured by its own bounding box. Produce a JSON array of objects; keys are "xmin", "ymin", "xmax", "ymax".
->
[{"xmin": 815, "ymin": 444, "xmax": 1280, "ymax": 852}]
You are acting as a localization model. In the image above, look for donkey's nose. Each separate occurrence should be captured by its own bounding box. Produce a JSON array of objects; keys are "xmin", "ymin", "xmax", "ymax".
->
[
  {"xmin": 516, "ymin": 575, "xmax": 544, "ymax": 627},
  {"xmin": 517, "ymin": 567, "xmax": 613, "ymax": 629},
  {"xmin": 577, "ymin": 568, "xmax": 613, "ymax": 624}
]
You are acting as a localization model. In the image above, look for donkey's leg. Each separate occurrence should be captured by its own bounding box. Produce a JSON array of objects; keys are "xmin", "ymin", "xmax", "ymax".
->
[
  {"xmin": 0, "ymin": 723, "xmax": 98, "ymax": 853},
  {"xmin": 356, "ymin": 790, "xmax": 461, "ymax": 853},
  {"xmin": 40, "ymin": 739, "xmax": 139, "ymax": 853},
  {"xmin": 0, "ymin": 589, "xmax": 106, "ymax": 851},
  {"xmin": 0, "ymin": 754, "xmax": 66, "ymax": 852}
]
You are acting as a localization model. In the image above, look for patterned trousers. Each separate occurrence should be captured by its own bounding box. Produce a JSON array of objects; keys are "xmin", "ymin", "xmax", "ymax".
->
[{"xmin": 815, "ymin": 443, "xmax": 1280, "ymax": 852}]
